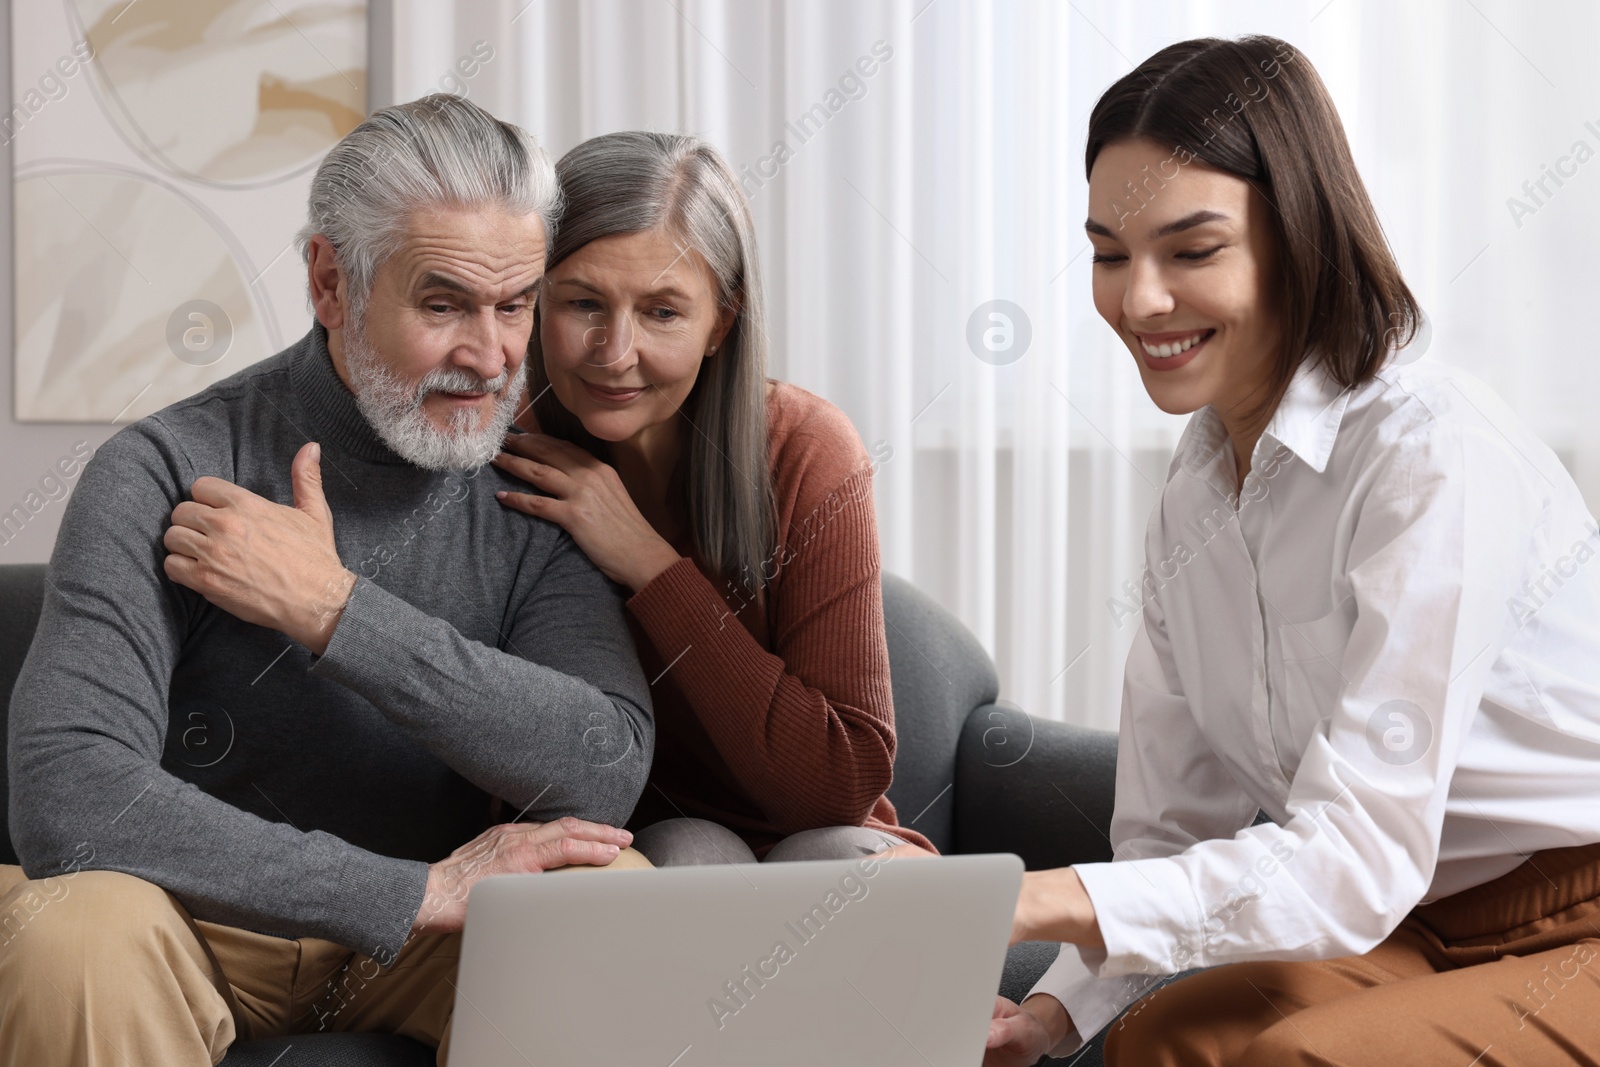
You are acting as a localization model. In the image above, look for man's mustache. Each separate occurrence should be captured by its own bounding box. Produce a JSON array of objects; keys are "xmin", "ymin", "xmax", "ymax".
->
[{"xmin": 415, "ymin": 365, "xmax": 509, "ymax": 399}]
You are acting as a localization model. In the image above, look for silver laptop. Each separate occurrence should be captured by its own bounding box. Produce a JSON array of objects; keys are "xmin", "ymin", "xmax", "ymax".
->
[{"xmin": 447, "ymin": 853, "xmax": 1023, "ymax": 1066}]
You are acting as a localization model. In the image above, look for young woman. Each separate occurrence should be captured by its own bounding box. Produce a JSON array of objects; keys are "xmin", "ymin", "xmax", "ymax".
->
[
  {"xmin": 492, "ymin": 131, "xmax": 933, "ymax": 864},
  {"xmin": 981, "ymin": 35, "xmax": 1600, "ymax": 1066}
]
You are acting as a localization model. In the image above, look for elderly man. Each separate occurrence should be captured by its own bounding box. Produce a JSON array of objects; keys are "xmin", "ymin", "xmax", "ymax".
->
[{"xmin": 0, "ymin": 95, "xmax": 653, "ymax": 1066}]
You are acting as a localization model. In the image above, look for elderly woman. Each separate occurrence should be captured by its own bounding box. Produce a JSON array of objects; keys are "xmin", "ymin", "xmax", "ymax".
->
[{"xmin": 491, "ymin": 131, "xmax": 933, "ymax": 864}]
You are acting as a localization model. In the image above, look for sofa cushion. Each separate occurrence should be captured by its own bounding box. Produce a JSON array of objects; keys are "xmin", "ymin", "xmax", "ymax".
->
[
  {"xmin": 881, "ymin": 572, "xmax": 1000, "ymax": 854},
  {"xmin": 0, "ymin": 563, "xmax": 45, "ymax": 867},
  {"xmin": 220, "ymin": 1032, "xmax": 434, "ymax": 1065},
  {"xmin": 956, "ymin": 709, "xmax": 1117, "ymax": 869}
]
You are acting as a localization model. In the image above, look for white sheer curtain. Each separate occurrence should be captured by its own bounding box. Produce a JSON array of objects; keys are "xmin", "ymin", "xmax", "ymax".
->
[{"xmin": 381, "ymin": 0, "xmax": 1600, "ymax": 729}]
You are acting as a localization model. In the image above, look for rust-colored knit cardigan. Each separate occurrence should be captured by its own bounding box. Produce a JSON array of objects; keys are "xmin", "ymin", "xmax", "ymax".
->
[{"xmin": 622, "ymin": 381, "xmax": 935, "ymax": 856}]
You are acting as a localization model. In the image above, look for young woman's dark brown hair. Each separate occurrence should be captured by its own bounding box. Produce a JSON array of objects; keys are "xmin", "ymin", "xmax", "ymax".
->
[{"xmin": 1085, "ymin": 35, "xmax": 1421, "ymax": 435}]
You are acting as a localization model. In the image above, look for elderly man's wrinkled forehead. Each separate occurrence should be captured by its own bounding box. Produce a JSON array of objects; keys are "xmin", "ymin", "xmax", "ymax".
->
[{"xmin": 375, "ymin": 203, "xmax": 549, "ymax": 308}]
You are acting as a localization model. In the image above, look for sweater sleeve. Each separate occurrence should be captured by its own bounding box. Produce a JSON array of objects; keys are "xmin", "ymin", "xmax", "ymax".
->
[
  {"xmin": 308, "ymin": 528, "xmax": 653, "ymax": 828},
  {"xmin": 626, "ymin": 434, "xmax": 896, "ymax": 835},
  {"xmin": 7, "ymin": 423, "xmax": 425, "ymax": 960}
]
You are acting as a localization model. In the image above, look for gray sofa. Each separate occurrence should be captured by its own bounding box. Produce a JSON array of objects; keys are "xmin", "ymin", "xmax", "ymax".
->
[{"xmin": 0, "ymin": 563, "xmax": 1117, "ymax": 1066}]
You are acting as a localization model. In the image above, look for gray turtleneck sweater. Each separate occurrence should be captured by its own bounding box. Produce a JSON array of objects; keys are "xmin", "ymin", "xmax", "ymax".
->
[{"xmin": 7, "ymin": 325, "xmax": 653, "ymax": 960}]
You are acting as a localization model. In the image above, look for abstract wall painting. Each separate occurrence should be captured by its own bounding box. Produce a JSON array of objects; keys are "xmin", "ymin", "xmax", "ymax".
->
[{"xmin": 11, "ymin": 0, "xmax": 367, "ymax": 422}]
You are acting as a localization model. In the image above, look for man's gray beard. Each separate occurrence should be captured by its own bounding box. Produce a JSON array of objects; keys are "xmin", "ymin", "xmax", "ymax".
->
[{"xmin": 342, "ymin": 322, "xmax": 526, "ymax": 472}]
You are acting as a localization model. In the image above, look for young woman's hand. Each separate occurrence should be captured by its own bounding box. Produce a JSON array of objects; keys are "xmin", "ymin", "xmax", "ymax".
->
[
  {"xmin": 984, "ymin": 995, "xmax": 1069, "ymax": 1066},
  {"xmin": 492, "ymin": 432, "xmax": 681, "ymax": 592},
  {"xmin": 1012, "ymin": 867, "xmax": 1104, "ymax": 947}
]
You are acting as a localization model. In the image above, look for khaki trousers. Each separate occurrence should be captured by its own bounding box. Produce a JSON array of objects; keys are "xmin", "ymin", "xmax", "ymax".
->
[
  {"xmin": 0, "ymin": 850, "xmax": 651, "ymax": 1067},
  {"xmin": 1104, "ymin": 841, "xmax": 1600, "ymax": 1066}
]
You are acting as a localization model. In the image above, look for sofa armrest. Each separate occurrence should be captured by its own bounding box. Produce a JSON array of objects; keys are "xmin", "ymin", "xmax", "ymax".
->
[{"xmin": 953, "ymin": 703, "xmax": 1117, "ymax": 869}]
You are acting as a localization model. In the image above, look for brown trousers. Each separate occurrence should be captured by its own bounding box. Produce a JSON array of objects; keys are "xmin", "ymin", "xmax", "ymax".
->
[
  {"xmin": 1104, "ymin": 842, "xmax": 1600, "ymax": 1066},
  {"xmin": 0, "ymin": 850, "xmax": 651, "ymax": 1067}
]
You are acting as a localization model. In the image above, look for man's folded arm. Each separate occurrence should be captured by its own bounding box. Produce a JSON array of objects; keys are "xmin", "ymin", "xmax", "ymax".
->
[
  {"xmin": 7, "ymin": 425, "xmax": 426, "ymax": 959},
  {"xmin": 308, "ymin": 518, "xmax": 654, "ymax": 829}
]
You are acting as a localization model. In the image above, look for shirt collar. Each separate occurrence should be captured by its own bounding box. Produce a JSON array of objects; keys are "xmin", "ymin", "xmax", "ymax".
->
[
  {"xmin": 1172, "ymin": 359, "xmax": 1353, "ymax": 480},
  {"xmin": 1260, "ymin": 358, "xmax": 1353, "ymax": 474}
]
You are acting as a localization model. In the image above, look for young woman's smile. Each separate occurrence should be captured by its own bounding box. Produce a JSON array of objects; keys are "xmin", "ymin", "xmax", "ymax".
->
[
  {"xmin": 1132, "ymin": 327, "xmax": 1217, "ymax": 371},
  {"xmin": 1086, "ymin": 137, "xmax": 1281, "ymax": 437}
]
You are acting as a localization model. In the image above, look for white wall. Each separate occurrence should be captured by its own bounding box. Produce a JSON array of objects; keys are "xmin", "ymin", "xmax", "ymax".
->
[{"xmin": 6, "ymin": 2, "xmax": 1600, "ymax": 729}]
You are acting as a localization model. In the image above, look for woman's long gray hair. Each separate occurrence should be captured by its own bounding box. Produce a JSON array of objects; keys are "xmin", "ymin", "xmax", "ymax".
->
[{"xmin": 529, "ymin": 131, "xmax": 775, "ymax": 596}]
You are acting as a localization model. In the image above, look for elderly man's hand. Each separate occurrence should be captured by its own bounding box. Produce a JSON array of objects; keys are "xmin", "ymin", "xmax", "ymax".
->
[
  {"xmin": 163, "ymin": 441, "xmax": 355, "ymax": 654},
  {"xmin": 411, "ymin": 818, "xmax": 636, "ymax": 936}
]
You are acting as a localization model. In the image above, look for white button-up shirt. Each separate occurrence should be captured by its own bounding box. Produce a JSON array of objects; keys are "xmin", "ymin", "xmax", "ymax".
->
[{"xmin": 1031, "ymin": 355, "xmax": 1600, "ymax": 1056}]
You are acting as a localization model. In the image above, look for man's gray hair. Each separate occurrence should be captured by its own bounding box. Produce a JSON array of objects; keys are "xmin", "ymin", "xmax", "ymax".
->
[{"xmin": 297, "ymin": 94, "xmax": 561, "ymax": 319}]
